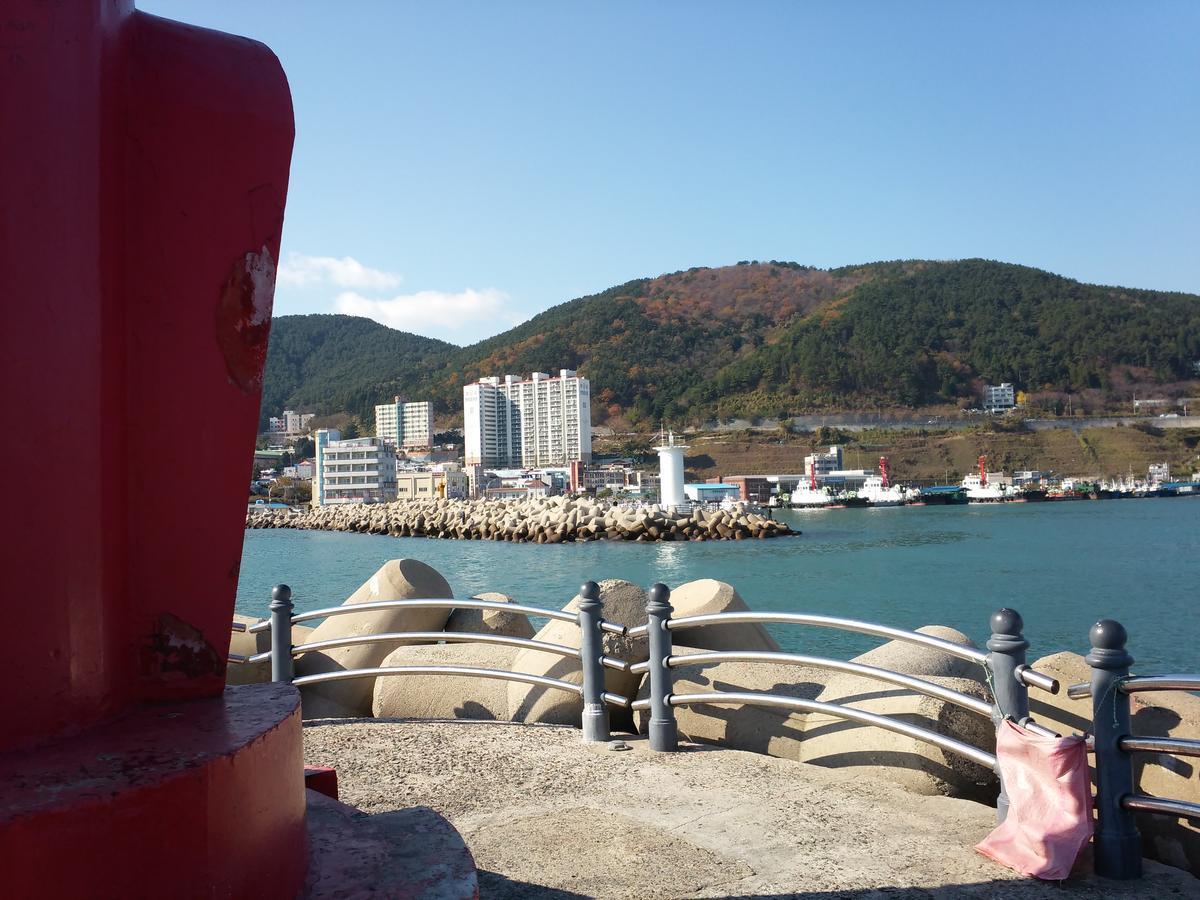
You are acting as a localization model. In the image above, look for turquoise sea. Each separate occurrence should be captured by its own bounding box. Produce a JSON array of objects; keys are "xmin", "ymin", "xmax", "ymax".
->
[{"xmin": 237, "ymin": 499, "xmax": 1199, "ymax": 672}]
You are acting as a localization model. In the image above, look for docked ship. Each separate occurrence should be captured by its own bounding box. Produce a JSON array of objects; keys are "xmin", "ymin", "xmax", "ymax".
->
[
  {"xmin": 859, "ymin": 457, "xmax": 907, "ymax": 507},
  {"xmin": 790, "ymin": 482, "xmax": 835, "ymax": 509},
  {"xmin": 961, "ymin": 456, "xmax": 1014, "ymax": 502}
]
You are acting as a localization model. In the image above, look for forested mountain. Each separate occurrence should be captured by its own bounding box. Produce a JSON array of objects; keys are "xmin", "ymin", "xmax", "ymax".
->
[
  {"xmin": 260, "ymin": 314, "xmax": 453, "ymax": 426},
  {"xmin": 262, "ymin": 260, "xmax": 1200, "ymax": 427}
]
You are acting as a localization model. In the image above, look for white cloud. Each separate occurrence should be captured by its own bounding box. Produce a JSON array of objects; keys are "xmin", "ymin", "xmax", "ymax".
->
[
  {"xmin": 277, "ymin": 252, "xmax": 403, "ymax": 290},
  {"xmin": 335, "ymin": 288, "xmax": 524, "ymax": 342}
]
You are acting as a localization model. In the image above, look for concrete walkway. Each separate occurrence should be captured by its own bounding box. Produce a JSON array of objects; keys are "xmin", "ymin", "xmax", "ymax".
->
[{"xmin": 303, "ymin": 719, "xmax": 1199, "ymax": 899}]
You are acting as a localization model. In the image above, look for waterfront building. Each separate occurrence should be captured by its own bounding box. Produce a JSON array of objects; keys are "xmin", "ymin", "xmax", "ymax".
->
[
  {"xmin": 684, "ymin": 483, "xmax": 741, "ymax": 504},
  {"xmin": 314, "ymin": 432, "xmax": 397, "ymax": 505},
  {"xmin": 707, "ymin": 475, "xmax": 773, "ymax": 503},
  {"xmin": 982, "ymin": 383, "xmax": 1016, "ymax": 413},
  {"xmin": 463, "ymin": 370, "xmax": 591, "ymax": 468},
  {"xmin": 281, "ymin": 459, "xmax": 315, "ymax": 480},
  {"xmin": 484, "ymin": 478, "xmax": 552, "ymax": 501},
  {"xmin": 1148, "ymin": 462, "xmax": 1170, "ymax": 485},
  {"xmin": 395, "ymin": 469, "xmax": 469, "ymax": 501},
  {"xmin": 374, "ymin": 396, "xmax": 434, "ymax": 450},
  {"xmin": 804, "ymin": 446, "xmax": 843, "ymax": 485},
  {"xmin": 267, "ymin": 409, "xmax": 315, "ymax": 435}
]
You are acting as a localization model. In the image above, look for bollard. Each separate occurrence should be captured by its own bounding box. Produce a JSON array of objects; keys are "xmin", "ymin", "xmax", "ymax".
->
[
  {"xmin": 987, "ymin": 608, "xmax": 1030, "ymax": 823},
  {"xmin": 269, "ymin": 584, "xmax": 295, "ymax": 683},
  {"xmin": 1088, "ymin": 619, "xmax": 1142, "ymax": 880},
  {"xmin": 577, "ymin": 581, "xmax": 610, "ymax": 743},
  {"xmin": 646, "ymin": 582, "xmax": 678, "ymax": 752}
]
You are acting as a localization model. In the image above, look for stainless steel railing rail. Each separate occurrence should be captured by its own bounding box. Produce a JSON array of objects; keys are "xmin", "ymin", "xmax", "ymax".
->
[
  {"xmin": 253, "ymin": 630, "xmax": 631, "ymax": 673},
  {"xmin": 247, "ymin": 596, "xmax": 628, "ymax": 636},
  {"xmin": 290, "ymin": 665, "xmax": 631, "ymax": 710},
  {"xmin": 630, "ymin": 649, "xmax": 993, "ymax": 717},
  {"xmin": 630, "ymin": 610, "xmax": 1058, "ymax": 694},
  {"xmin": 630, "ymin": 690, "xmax": 998, "ymax": 769}
]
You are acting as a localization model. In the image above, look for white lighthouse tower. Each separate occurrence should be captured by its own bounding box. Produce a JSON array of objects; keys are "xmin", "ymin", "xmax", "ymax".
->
[{"xmin": 655, "ymin": 428, "xmax": 689, "ymax": 510}]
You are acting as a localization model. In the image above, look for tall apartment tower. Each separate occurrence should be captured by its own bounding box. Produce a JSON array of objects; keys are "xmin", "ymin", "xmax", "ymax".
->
[
  {"xmin": 464, "ymin": 370, "xmax": 591, "ymax": 468},
  {"xmin": 374, "ymin": 396, "xmax": 434, "ymax": 450}
]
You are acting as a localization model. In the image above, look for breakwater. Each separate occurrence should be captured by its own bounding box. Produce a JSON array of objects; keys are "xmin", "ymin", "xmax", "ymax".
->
[{"xmin": 245, "ymin": 496, "xmax": 795, "ymax": 542}]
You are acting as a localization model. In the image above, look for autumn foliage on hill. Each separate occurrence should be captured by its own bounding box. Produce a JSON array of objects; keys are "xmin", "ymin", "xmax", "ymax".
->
[{"xmin": 262, "ymin": 259, "xmax": 1200, "ymax": 428}]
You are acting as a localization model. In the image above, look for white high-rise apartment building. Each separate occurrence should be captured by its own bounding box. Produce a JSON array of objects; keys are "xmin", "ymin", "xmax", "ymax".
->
[
  {"xmin": 374, "ymin": 397, "xmax": 434, "ymax": 450},
  {"xmin": 464, "ymin": 370, "xmax": 591, "ymax": 468}
]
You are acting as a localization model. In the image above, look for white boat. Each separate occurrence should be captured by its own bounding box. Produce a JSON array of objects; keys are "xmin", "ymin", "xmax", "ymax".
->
[
  {"xmin": 790, "ymin": 484, "xmax": 834, "ymax": 508},
  {"xmin": 961, "ymin": 472, "xmax": 1013, "ymax": 502},
  {"xmin": 859, "ymin": 475, "xmax": 906, "ymax": 507}
]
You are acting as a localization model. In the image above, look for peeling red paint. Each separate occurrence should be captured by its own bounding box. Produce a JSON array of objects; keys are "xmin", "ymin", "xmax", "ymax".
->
[
  {"xmin": 216, "ymin": 246, "xmax": 276, "ymax": 393},
  {"xmin": 141, "ymin": 612, "xmax": 223, "ymax": 681}
]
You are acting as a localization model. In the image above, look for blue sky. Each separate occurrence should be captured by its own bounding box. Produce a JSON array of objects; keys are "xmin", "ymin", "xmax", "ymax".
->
[{"xmin": 144, "ymin": 1, "xmax": 1199, "ymax": 345}]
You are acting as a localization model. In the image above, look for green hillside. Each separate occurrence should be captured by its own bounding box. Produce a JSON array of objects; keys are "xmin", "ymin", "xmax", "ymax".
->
[
  {"xmin": 260, "ymin": 314, "xmax": 454, "ymax": 427},
  {"xmin": 262, "ymin": 260, "xmax": 1200, "ymax": 427}
]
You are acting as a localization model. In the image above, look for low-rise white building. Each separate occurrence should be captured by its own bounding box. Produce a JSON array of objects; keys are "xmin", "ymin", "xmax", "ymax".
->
[
  {"xmin": 268, "ymin": 409, "xmax": 316, "ymax": 435},
  {"xmin": 982, "ymin": 383, "xmax": 1016, "ymax": 413},
  {"xmin": 314, "ymin": 431, "xmax": 397, "ymax": 505}
]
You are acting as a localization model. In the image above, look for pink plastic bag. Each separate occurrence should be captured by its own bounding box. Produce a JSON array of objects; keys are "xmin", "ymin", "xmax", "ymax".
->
[{"xmin": 976, "ymin": 719, "xmax": 1093, "ymax": 880}]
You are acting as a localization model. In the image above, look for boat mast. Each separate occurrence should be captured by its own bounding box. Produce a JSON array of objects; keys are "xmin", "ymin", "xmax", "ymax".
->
[
  {"xmin": 978, "ymin": 454, "xmax": 988, "ymax": 487},
  {"xmin": 879, "ymin": 456, "xmax": 890, "ymax": 488}
]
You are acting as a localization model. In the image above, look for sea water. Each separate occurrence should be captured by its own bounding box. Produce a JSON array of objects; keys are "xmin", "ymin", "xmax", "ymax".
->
[{"xmin": 237, "ymin": 499, "xmax": 1199, "ymax": 671}]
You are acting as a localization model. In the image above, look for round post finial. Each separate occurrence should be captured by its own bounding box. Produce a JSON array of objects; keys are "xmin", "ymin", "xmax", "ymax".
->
[
  {"xmin": 270, "ymin": 583, "xmax": 292, "ymax": 611},
  {"xmin": 989, "ymin": 608, "xmax": 1023, "ymax": 637},
  {"xmin": 647, "ymin": 582, "xmax": 671, "ymax": 614},
  {"xmin": 1086, "ymin": 618, "xmax": 1133, "ymax": 670}
]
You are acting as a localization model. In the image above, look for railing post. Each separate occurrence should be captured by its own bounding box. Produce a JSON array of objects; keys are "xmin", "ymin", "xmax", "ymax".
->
[
  {"xmin": 577, "ymin": 580, "xmax": 609, "ymax": 743},
  {"xmin": 987, "ymin": 608, "xmax": 1030, "ymax": 823},
  {"xmin": 646, "ymin": 582, "xmax": 678, "ymax": 752},
  {"xmin": 1088, "ymin": 619, "xmax": 1141, "ymax": 880},
  {"xmin": 270, "ymin": 583, "xmax": 294, "ymax": 683}
]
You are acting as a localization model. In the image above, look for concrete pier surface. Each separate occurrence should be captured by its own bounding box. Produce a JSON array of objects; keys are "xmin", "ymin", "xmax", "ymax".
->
[{"xmin": 302, "ymin": 719, "xmax": 1198, "ymax": 898}]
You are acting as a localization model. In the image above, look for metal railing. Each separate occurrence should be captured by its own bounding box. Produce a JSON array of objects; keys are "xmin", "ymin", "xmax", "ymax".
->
[
  {"xmin": 631, "ymin": 584, "xmax": 1061, "ymax": 825},
  {"xmin": 230, "ymin": 585, "xmax": 1200, "ymax": 882},
  {"xmin": 1062, "ymin": 619, "xmax": 1200, "ymax": 880},
  {"xmin": 233, "ymin": 581, "xmax": 630, "ymax": 742}
]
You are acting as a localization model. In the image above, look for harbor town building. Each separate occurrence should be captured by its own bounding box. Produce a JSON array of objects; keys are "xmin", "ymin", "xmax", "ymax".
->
[
  {"xmin": 463, "ymin": 370, "xmax": 592, "ymax": 468},
  {"xmin": 313, "ymin": 429, "xmax": 398, "ymax": 505},
  {"xmin": 982, "ymin": 382, "xmax": 1016, "ymax": 413},
  {"xmin": 375, "ymin": 396, "xmax": 434, "ymax": 450}
]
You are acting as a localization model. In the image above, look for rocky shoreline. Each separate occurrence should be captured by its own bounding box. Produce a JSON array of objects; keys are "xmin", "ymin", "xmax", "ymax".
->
[{"xmin": 245, "ymin": 496, "xmax": 796, "ymax": 542}]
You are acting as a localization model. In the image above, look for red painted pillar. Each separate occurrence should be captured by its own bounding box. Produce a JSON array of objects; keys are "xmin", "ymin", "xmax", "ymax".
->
[{"xmin": 1, "ymin": 2, "xmax": 301, "ymax": 895}]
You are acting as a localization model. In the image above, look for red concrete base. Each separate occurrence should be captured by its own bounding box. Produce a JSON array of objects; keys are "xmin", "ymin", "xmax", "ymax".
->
[
  {"xmin": 0, "ymin": 683, "xmax": 307, "ymax": 899},
  {"xmin": 305, "ymin": 791, "xmax": 478, "ymax": 899}
]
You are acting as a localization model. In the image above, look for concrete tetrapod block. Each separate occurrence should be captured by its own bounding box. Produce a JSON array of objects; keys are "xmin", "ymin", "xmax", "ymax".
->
[
  {"xmin": 1030, "ymin": 651, "xmax": 1200, "ymax": 876},
  {"xmin": 444, "ymin": 592, "xmax": 534, "ymax": 639},
  {"xmin": 507, "ymin": 579, "xmax": 648, "ymax": 731},
  {"xmin": 371, "ymin": 643, "xmax": 519, "ymax": 721},
  {"xmin": 798, "ymin": 627, "xmax": 996, "ymax": 801},
  {"xmin": 227, "ymin": 614, "xmax": 314, "ymax": 686},
  {"xmin": 666, "ymin": 579, "xmax": 781, "ymax": 652},
  {"xmin": 295, "ymin": 559, "xmax": 454, "ymax": 719},
  {"xmin": 634, "ymin": 645, "xmax": 829, "ymax": 757}
]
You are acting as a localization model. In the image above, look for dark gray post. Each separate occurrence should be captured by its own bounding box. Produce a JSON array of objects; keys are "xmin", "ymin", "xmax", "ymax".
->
[
  {"xmin": 987, "ymin": 608, "xmax": 1030, "ymax": 823},
  {"xmin": 1088, "ymin": 619, "xmax": 1141, "ymax": 880},
  {"xmin": 577, "ymin": 581, "xmax": 609, "ymax": 743},
  {"xmin": 646, "ymin": 582, "xmax": 678, "ymax": 752},
  {"xmin": 270, "ymin": 584, "xmax": 294, "ymax": 683}
]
